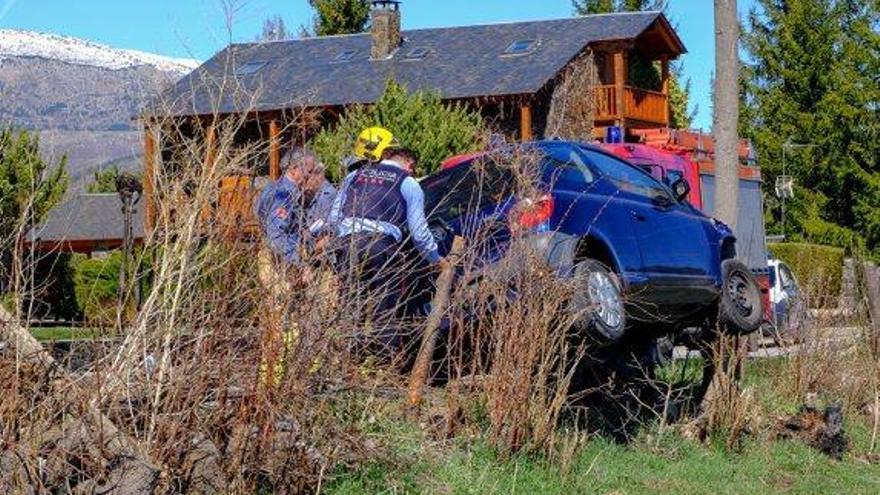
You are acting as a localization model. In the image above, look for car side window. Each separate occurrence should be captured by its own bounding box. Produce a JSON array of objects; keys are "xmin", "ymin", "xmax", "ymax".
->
[
  {"xmin": 543, "ymin": 146, "xmax": 595, "ymax": 186},
  {"xmin": 779, "ymin": 264, "xmax": 795, "ymax": 289},
  {"xmin": 582, "ymin": 149, "xmax": 672, "ymax": 200}
]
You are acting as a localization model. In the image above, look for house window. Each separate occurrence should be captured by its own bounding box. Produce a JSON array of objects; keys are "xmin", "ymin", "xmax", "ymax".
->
[
  {"xmin": 404, "ymin": 47, "xmax": 430, "ymax": 60},
  {"xmin": 503, "ymin": 39, "xmax": 538, "ymax": 56},
  {"xmin": 233, "ymin": 61, "xmax": 267, "ymax": 76},
  {"xmin": 334, "ymin": 49, "xmax": 358, "ymax": 62}
]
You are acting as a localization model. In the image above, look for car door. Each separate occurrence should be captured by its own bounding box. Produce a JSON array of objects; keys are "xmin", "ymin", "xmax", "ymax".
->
[
  {"xmin": 581, "ymin": 149, "xmax": 716, "ymax": 305},
  {"xmin": 539, "ymin": 143, "xmax": 646, "ymax": 284}
]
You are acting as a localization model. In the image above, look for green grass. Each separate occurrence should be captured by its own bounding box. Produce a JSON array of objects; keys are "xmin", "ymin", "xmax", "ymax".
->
[
  {"xmin": 29, "ymin": 327, "xmax": 100, "ymax": 341},
  {"xmin": 328, "ymin": 430, "xmax": 880, "ymax": 494},
  {"xmin": 325, "ymin": 358, "xmax": 880, "ymax": 494}
]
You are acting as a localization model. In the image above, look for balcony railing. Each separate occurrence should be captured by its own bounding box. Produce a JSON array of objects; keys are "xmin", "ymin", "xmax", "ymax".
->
[{"xmin": 593, "ymin": 85, "xmax": 668, "ymax": 126}]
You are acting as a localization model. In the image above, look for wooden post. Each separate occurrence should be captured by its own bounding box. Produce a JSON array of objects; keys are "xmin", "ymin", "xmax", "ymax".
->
[
  {"xmin": 613, "ymin": 50, "xmax": 627, "ymax": 135},
  {"xmin": 520, "ymin": 104, "xmax": 533, "ymax": 142},
  {"xmin": 204, "ymin": 121, "xmax": 217, "ymax": 169},
  {"xmin": 661, "ymin": 56, "xmax": 671, "ymax": 126},
  {"xmin": 269, "ymin": 119, "xmax": 281, "ymax": 179},
  {"xmin": 408, "ymin": 236, "xmax": 465, "ymax": 407},
  {"xmin": 143, "ymin": 123, "xmax": 156, "ymax": 231},
  {"xmin": 864, "ymin": 262, "xmax": 880, "ymax": 355}
]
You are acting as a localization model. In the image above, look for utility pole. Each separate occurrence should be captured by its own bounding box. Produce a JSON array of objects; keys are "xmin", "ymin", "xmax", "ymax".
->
[{"xmin": 713, "ymin": 0, "xmax": 740, "ymax": 230}]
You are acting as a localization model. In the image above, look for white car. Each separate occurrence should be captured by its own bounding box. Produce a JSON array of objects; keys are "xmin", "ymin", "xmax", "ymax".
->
[{"xmin": 767, "ymin": 257, "xmax": 804, "ymax": 339}]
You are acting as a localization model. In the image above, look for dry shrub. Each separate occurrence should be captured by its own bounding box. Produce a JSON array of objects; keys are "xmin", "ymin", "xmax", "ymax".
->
[
  {"xmin": 752, "ymin": 262, "xmax": 880, "ymax": 456},
  {"xmin": 435, "ymin": 149, "xmax": 586, "ymax": 455},
  {"xmin": 545, "ymin": 50, "xmax": 597, "ymax": 141},
  {"xmin": 698, "ymin": 334, "xmax": 756, "ymax": 449},
  {"xmin": 473, "ymin": 245, "xmax": 582, "ymax": 454},
  {"xmin": 0, "ymin": 89, "xmax": 377, "ymax": 492}
]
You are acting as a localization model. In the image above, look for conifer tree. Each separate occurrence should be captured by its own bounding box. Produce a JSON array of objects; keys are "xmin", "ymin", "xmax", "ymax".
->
[
  {"xmin": 259, "ymin": 16, "xmax": 289, "ymax": 41},
  {"xmin": 741, "ymin": 0, "xmax": 879, "ymax": 253},
  {"xmin": 87, "ymin": 166, "xmax": 120, "ymax": 194},
  {"xmin": 311, "ymin": 81, "xmax": 486, "ymax": 180},
  {"xmin": 306, "ymin": 0, "xmax": 370, "ymax": 37},
  {"xmin": 0, "ymin": 127, "xmax": 68, "ymax": 289}
]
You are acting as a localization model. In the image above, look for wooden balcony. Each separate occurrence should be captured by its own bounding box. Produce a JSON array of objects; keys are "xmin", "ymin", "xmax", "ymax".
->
[{"xmin": 593, "ymin": 85, "xmax": 669, "ymax": 127}]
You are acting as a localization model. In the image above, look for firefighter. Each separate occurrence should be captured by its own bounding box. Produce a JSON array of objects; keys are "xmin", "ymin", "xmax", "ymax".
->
[
  {"xmin": 254, "ymin": 147, "xmax": 336, "ymax": 267},
  {"xmin": 327, "ymin": 127, "xmax": 447, "ymax": 354},
  {"xmin": 254, "ymin": 147, "xmax": 336, "ymax": 387}
]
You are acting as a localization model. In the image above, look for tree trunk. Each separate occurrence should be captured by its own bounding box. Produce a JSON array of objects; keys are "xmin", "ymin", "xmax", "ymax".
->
[{"xmin": 713, "ymin": 0, "xmax": 740, "ymax": 229}]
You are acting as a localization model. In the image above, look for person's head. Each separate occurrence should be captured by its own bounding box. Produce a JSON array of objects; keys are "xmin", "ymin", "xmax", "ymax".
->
[
  {"xmin": 283, "ymin": 147, "xmax": 325, "ymax": 193},
  {"xmin": 381, "ymin": 147, "xmax": 419, "ymax": 173}
]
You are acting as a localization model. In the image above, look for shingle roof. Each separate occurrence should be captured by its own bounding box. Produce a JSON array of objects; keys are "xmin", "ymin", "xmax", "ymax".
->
[
  {"xmin": 155, "ymin": 11, "xmax": 683, "ymax": 117},
  {"xmin": 26, "ymin": 194, "xmax": 144, "ymax": 247}
]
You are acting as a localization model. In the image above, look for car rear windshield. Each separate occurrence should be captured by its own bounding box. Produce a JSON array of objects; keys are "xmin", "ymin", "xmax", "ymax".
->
[{"xmin": 422, "ymin": 157, "xmax": 515, "ymax": 221}]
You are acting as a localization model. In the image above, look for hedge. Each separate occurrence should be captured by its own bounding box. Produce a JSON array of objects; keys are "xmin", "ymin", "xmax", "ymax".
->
[
  {"xmin": 768, "ymin": 242, "xmax": 845, "ymax": 308},
  {"xmin": 72, "ymin": 252, "xmax": 123, "ymax": 326}
]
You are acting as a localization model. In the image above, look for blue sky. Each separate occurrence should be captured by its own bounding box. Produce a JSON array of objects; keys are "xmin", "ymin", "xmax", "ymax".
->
[{"xmin": 0, "ymin": 0, "xmax": 758, "ymax": 129}]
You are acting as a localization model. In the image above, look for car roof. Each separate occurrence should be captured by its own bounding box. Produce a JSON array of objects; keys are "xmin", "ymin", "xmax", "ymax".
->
[{"xmin": 438, "ymin": 140, "xmax": 605, "ymax": 172}]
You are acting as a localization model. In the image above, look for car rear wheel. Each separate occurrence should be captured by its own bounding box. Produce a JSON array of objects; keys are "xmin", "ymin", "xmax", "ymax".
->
[
  {"xmin": 570, "ymin": 259, "xmax": 626, "ymax": 344},
  {"xmin": 719, "ymin": 259, "xmax": 763, "ymax": 335}
]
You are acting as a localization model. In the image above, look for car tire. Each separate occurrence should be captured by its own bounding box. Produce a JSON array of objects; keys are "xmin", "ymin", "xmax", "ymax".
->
[
  {"xmin": 719, "ymin": 259, "xmax": 763, "ymax": 335},
  {"xmin": 570, "ymin": 259, "xmax": 626, "ymax": 344}
]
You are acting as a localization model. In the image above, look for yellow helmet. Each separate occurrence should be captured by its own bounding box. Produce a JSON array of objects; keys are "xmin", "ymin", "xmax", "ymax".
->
[{"xmin": 354, "ymin": 126, "xmax": 399, "ymax": 161}]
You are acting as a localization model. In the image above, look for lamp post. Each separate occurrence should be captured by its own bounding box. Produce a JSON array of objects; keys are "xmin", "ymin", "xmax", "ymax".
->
[
  {"xmin": 779, "ymin": 140, "xmax": 816, "ymax": 239},
  {"xmin": 115, "ymin": 173, "xmax": 142, "ymax": 328}
]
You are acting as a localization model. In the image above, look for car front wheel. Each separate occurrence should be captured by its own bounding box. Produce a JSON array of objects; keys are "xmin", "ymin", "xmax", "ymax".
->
[
  {"xmin": 719, "ymin": 259, "xmax": 763, "ymax": 334},
  {"xmin": 570, "ymin": 259, "xmax": 626, "ymax": 344}
]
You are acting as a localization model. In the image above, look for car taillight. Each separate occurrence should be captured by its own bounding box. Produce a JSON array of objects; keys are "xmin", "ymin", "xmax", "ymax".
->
[{"xmin": 514, "ymin": 194, "xmax": 554, "ymax": 230}]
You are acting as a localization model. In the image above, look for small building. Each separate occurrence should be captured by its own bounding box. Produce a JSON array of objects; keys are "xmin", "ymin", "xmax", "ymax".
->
[
  {"xmin": 24, "ymin": 193, "xmax": 144, "ymax": 255},
  {"xmin": 144, "ymin": 2, "xmax": 686, "ymax": 227}
]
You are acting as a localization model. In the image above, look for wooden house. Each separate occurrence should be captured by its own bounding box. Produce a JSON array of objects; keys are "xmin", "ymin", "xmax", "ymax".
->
[{"xmin": 144, "ymin": 2, "xmax": 686, "ymax": 228}]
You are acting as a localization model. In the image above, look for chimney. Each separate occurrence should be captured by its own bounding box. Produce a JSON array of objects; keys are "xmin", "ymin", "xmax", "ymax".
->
[{"xmin": 370, "ymin": 1, "xmax": 402, "ymax": 60}]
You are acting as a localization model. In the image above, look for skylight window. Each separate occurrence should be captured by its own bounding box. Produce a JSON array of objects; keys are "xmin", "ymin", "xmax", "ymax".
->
[
  {"xmin": 233, "ymin": 61, "xmax": 267, "ymax": 76},
  {"xmin": 403, "ymin": 47, "xmax": 430, "ymax": 60},
  {"xmin": 503, "ymin": 39, "xmax": 538, "ymax": 56},
  {"xmin": 334, "ymin": 49, "xmax": 358, "ymax": 62}
]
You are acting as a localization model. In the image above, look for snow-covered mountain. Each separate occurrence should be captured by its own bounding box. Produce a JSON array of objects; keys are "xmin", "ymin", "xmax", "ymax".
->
[
  {"xmin": 0, "ymin": 29, "xmax": 202, "ymax": 191},
  {"xmin": 0, "ymin": 29, "xmax": 199, "ymax": 74}
]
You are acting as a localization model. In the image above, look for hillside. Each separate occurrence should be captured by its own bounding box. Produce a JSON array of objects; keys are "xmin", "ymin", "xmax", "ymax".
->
[{"xmin": 0, "ymin": 29, "xmax": 198, "ymax": 188}]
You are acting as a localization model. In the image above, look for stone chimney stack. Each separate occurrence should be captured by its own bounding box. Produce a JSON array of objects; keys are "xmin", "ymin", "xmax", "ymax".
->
[{"xmin": 370, "ymin": 0, "xmax": 402, "ymax": 60}]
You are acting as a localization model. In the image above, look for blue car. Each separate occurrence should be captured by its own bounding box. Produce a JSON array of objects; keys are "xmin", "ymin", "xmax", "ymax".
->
[{"xmin": 421, "ymin": 140, "xmax": 763, "ymax": 346}]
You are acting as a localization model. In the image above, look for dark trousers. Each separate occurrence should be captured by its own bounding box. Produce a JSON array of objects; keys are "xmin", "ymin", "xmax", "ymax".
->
[{"xmin": 335, "ymin": 233, "xmax": 406, "ymax": 355}]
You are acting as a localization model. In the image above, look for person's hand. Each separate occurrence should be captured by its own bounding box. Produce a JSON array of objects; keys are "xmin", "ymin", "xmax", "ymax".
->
[{"xmin": 435, "ymin": 256, "xmax": 451, "ymax": 273}]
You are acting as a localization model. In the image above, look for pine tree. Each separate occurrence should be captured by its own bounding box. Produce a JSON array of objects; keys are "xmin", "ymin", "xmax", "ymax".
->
[
  {"xmin": 0, "ymin": 127, "xmax": 68, "ymax": 235},
  {"xmin": 0, "ymin": 127, "xmax": 68, "ymax": 288},
  {"xmin": 306, "ymin": 0, "xmax": 371, "ymax": 37},
  {"xmin": 572, "ymin": 0, "xmax": 664, "ymax": 15},
  {"xmin": 87, "ymin": 166, "xmax": 120, "ymax": 194},
  {"xmin": 259, "ymin": 16, "xmax": 289, "ymax": 41},
  {"xmin": 310, "ymin": 81, "xmax": 486, "ymax": 180},
  {"xmin": 741, "ymin": 0, "xmax": 880, "ymax": 253},
  {"xmin": 572, "ymin": 0, "xmax": 692, "ymax": 128}
]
